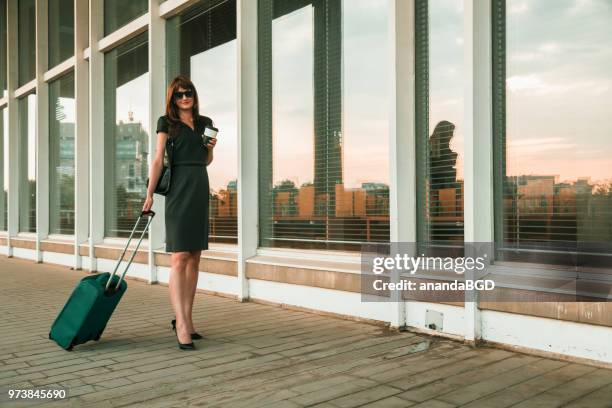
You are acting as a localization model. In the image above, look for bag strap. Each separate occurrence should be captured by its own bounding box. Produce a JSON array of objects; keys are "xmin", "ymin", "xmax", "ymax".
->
[
  {"xmin": 165, "ymin": 119, "xmax": 176, "ymax": 166},
  {"xmin": 167, "ymin": 134, "xmax": 174, "ymax": 166}
]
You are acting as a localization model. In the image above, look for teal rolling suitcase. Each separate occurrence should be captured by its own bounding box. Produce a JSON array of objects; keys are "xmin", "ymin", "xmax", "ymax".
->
[{"xmin": 49, "ymin": 210, "xmax": 155, "ymax": 350}]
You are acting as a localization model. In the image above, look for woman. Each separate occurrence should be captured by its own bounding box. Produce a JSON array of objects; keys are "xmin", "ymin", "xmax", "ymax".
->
[{"xmin": 142, "ymin": 75, "xmax": 217, "ymax": 350}]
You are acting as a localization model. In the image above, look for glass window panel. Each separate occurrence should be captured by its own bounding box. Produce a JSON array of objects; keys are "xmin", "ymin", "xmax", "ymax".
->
[
  {"xmin": 18, "ymin": 93, "xmax": 36, "ymax": 233},
  {"xmin": 18, "ymin": 0, "xmax": 36, "ymax": 86},
  {"xmin": 258, "ymin": 0, "xmax": 390, "ymax": 251},
  {"xmin": 493, "ymin": 0, "xmax": 612, "ymax": 268},
  {"xmin": 104, "ymin": 33, "xmax": 149, "ymax": 238},
  {"xmin": 0, "ymin": 0, "xmax": 7, "ymax": 97},
  {"xmin": 104, "ymin": 0, "xmax": 147, "ymax": 36},
  {"xmin": 0, "ymin": 108, "xmax": 7, "ymax": 230},
  {"xmin": 167, "ymin": 0, "xmax": 238, "ymax": 244},
  {"xmin": 49, "ymin": 72, "xmax": 75, "ymax": 235},
  {"xmin": 416, "ymin": 0, "xmax": 465, "ymax": 250},
  {"xmin": 49, "ymin": 0, "xmax": 74, "ymax": 68},
  {"xmin": 341, "ymin": 0, "xmax": 390, "ymax": 244}
]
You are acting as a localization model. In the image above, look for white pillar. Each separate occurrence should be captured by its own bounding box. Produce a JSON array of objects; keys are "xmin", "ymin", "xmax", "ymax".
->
[
  {"xmin": 463, "ymin": 0, "xmax": 494, "ymax": 342},
  {"xmin": 236, "ymin": 0, "xmax": 258, "ymax": 301},
  {"xmin": 6, "ymin": 0, "xmax": 19, "ymax": 256},
  {"xmin": 74, "ymin": 0, "xmax": 90, "ymax": 270},
  {"xmin": 387, "ymin": 0, "xmax": 416, "ymax": 329},
  {"xmin": 148, "ymin": 0, "xmax": 166, "ymax": 283},
  {"xmin": 35, "ymin": 0, "xmax": 49, "ymax": 262},
  {"xmin": 88, "ymin": 0, "xmax": 105, "ymax": 271}
]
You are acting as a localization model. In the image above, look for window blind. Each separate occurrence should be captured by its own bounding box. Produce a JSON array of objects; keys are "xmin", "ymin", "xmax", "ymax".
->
[
  {"xmin": 415, "ymin": 0, "xmax": 465, "ymax": 249},
  {"xmin": 104, "ymin": 33, "xmax": 149, "ymax": 238},
  {"xmin": 492, "ymin": 0, "xmax": 612, "ymax": 269},
  {"xmin": 167, "ymin": 0, "xmax": 238, "ymax": 244},
  {"xmin": 258, "ymin": 0, "xmax": 390, "ymax": 251}
]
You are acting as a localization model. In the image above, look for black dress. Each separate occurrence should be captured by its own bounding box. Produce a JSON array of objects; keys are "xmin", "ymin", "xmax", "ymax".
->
[{"xmin": 156, "ymin": 114, "xmax": 213, "ymax": 252}]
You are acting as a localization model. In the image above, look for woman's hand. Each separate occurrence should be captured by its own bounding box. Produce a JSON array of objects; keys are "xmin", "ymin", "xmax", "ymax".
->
[
  {"xmin": 206, "ymin": 137, "xmax": 217, "ymax": 150},
  {"xmin": 142, "ymin": 194, "xmax": 154, "ymax": 212}
]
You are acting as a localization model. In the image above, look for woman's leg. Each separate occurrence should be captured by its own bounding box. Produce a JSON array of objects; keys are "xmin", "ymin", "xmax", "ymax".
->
[
  {"xmin": 169, "ymin": 251, "xmax": 192, "ymax": 343},
  {"xmin": 185, "ymin": 250, "xmax": 201, "ymax": 333}
]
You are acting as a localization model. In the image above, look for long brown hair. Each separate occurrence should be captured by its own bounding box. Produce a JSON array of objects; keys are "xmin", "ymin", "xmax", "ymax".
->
[{"xmin": 164, "ymin": 75, "xmax": 201, "ymax": 137}]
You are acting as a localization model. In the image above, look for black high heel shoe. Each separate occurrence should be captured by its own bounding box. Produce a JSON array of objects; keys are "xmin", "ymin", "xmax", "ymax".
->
[
  {"xmin": 172, "ymin": 320, "xmax": 195, "ymax": 350},
  {"xmin": 171, "ymin": 319, "xmax": 203, "ymax": 340}
]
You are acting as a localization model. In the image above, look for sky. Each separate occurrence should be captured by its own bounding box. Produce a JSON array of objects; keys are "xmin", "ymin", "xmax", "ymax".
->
[
  {"xmin": 271, "ymin": 0, "xmax": 391, "ymax": 190},
  {"xmin": 272, "ymin": 5, "xmax": 315, "ymax": 188},
  {"xmin": 116, "ymin": 73, "xmax": 150, "ymax": 135},
  {"xmin": 504, "ymin": 0, "xmax": 612, "ymax": 183},
  {"xmin": 191, "ymin": 40, "xmax": 239, "ymax": 193},
  {"xmin": 429, "ymin": 0, "xmax": 465, "ymax": 180},
  {"xmin": 184, "ymin": 0, "xmax": 392, "ymax": 192},
  {"xmin": 26, "ymin": 94, "xmax": 36, "ymax": 181},
  {"xmin": 10, "ymin": 0, "xmax": 610, "ymax": 193}
]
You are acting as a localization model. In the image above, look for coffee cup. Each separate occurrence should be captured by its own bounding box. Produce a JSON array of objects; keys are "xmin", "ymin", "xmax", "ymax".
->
[{"xmin": 203, "ymin": 125, "xmax": 218, "ymax": 146}]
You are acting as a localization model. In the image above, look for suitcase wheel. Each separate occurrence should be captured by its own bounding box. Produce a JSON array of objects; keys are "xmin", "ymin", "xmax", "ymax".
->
[{"xmin": 94, "ymin": 334, "xmax": 101, "ymax": 341}]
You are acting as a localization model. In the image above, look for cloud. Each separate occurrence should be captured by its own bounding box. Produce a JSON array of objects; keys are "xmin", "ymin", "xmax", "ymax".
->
[
  {"xmin": 508, "ymin": 137, "xmax": 568, "ymax": 147},
  {"xmin": 507, "ymin": 137, "xmax": 577, "ymax": 154},
  {"xmin": 508, "ymin": 1, "xmax": 529, "ymax": 14},
  {"xmin": 539, "ymin": 42, "xmax": 561, "ymax": 54},
  {"xmin": 506, "ymin": 75, "xmax": 545, "ymax": 92}
]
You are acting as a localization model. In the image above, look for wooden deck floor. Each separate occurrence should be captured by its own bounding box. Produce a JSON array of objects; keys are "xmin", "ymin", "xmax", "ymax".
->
[{"xmin": 1, "ymin": 256, "xmax": 611, "ymax": 407}]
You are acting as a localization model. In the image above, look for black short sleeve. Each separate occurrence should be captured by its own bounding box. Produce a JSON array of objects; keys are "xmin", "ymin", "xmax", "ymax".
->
[
  {"xmin": 199, "ymin": 115, "xmax": 213, "ymax": 127},
  {"xmin": 156, "ymin": 115, "xmax": 169, "ymax": 134}
]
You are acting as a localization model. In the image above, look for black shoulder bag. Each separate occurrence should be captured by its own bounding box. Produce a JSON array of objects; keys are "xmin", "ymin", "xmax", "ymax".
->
[{"xmin": 146, "ymin": 132, "xmax": 174, "ymax": 196}]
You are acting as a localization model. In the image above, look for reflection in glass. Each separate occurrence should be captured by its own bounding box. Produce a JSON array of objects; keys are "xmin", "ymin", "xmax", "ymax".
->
[
  {"xmin": 494, "ymin": 0, "xmax": 612, "ymax": 268},
  {"xmin": 339, "ymin": 0, "xmax": 390, "ymax": 244},
  {"xmin": 0, "ymin": 0, "xmax": 7, "ymax": 97},
  {"xmin": 18, "ymin": 0, "xmax": 35, "ymax": 86},
  {"xmin": 416, "ymin": 0, "xmax": 464, "ymax": 248},
  {"xmin": 271, "ymin": 4, "xmax": 315, "ymax": 244},
  {"xmin": 258, "ymin": 0, "xmax": 390, "ymax": 251},
  {"xmin": 0, "ymin": 108, "xmax": 7, "ymax": 230},
  {"xmin": 18, "ymin": 94, "xmax": 36, "ymax": 233},
  {"xmin": 49, "ymin": 72, "xmax": 75, "ymax": 235},
  {"xmin": 104, "ymin": 0, "xmax": 147, "ymax": 35},
  {"xmin": 167, "ymin": 0, "xmax": 238, "ymax": 244},
  {"xmin": 104, "ymin": 33, "xmax": 149, "ymax": 238},
  {"xmin": 49, "ymin": 0, "xmax": 74, "ymax": 68}
]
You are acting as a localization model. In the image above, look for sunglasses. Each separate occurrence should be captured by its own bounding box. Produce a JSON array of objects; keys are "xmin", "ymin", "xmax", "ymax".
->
[{"xmin": 173, "ymin": 89, "xmax": 194, "ymax": 99}]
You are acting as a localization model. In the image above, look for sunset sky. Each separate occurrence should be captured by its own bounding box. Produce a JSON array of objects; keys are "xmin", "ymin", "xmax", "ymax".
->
[{"xmin": 11, "ymin": 0, "xmax": 610, "ymax": 193}]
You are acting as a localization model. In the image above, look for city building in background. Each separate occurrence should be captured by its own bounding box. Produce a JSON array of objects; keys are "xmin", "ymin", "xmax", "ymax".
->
[{"xmin": 0, "ymin": 0, "xmax": 610, "ymax": 364}]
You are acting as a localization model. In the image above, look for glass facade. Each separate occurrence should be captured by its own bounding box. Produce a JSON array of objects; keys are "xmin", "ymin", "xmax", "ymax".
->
[
  {"xmin": 18, "ymin": 0, "xmax": 36, "ymax": 86},
  {"xmin": 49, "ymin": 72, "xmax": 75, "ymax": 235},
  {"xmin": 416, "ymin": 0, "xmax": 465, "ymax": 250},
  {"xmin": 0, "ymin": 0, "xmax": 607, "ymax": 271},
  {"xmin": 167, "ymin": 0, "xmax": 238, "ymax": 244},
  {"xmin": 258, "ymin": 0, "xmax": 390, "ymax": 251},
  {"xmin": 0, "ymin": 0, "xmax": 6, "ymax": 97},
  {"xmin": 0, "ymin": 108, "xmax": 6, "ymax": 230},
  {"xmin": 48, "ymin": 0, "xmax": 74, "ymax": 68},
  {"xmin": 493, "ymin": 0, "xmax": 612, "ymax": 268},
  {"xmin": 104, "ymin": 0, "xmax": 147, "ymax": 35},
  {"xmin": 18, "ymin": 93, "xmax": 36, "ymax": 233},
  {"xmin": 104, "ymin": 33, "xmax": 149, "ymax": 238}
]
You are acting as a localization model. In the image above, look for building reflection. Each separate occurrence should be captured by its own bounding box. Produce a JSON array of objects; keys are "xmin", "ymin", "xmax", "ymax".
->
[
  {"xmin": 503, "ymin": 175, "xmax": 612, "ymax": 249},
  {"xmin": 209, "ymin": 179, "xmax": 238, "ymax": 244},
  {"xmin": 268, "ymin": 178, "xmax": 390, "ymax": 247},
  {"xmin": 52, "ymin": 121, "xmax": 75, "ymax": 234},
  {"xmin": 112, "ymin": 114, "xmax": 149, "ymax": 237}
]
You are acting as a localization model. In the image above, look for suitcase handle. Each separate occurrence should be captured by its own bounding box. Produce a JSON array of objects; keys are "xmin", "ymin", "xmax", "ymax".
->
[{"xmin": 104, "ymin": 210, "xmax": 156, "ymax": 292}]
